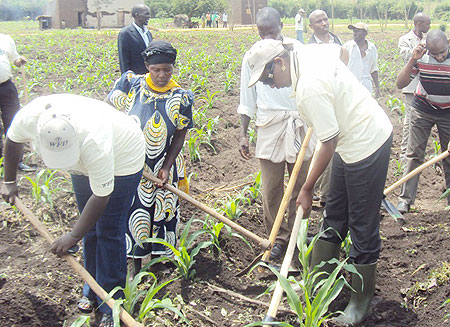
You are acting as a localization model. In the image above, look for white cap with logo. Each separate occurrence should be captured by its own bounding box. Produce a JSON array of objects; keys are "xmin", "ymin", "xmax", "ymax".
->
[
  {"xmin": 247, "ymin": 39, "xmax": 286, "ymax": 88},
  {"xmin": 37, "ymin": 107, "xmax": 80, "ymax": 169}
]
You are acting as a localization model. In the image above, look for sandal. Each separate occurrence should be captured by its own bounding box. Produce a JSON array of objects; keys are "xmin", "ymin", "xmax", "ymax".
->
[
  {"xmin": 98, "ymin": 313, "xmax": 114, "ymax": 327},
  {"xmin": 77, "ymin": 295, "xmax": 94, "ymax": 313}
]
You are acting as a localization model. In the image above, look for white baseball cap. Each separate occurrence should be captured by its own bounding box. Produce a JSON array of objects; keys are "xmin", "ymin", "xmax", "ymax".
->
[
  {"xmin": 247, "ymin": 39, "xmax": 286, "ymax": 88},
  {"xmin": 37, "ymin": 108, "xmax": 80, "ymax": 169}
]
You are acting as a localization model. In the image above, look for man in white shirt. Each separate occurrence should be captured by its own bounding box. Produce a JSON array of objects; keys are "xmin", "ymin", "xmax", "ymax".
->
[
  {"xmin": 0, "ymin": 94, "xmax": 145, "ymax": 325},
  {"xmin": 397, "ymin": 12, "xmax": 431, "ymax": 164},
  {"xmin": 222, "ymin": 12, "xmax": 228, "ymax": 28},
  {"xmin": 118, "ymin": 4, "xmax": 153, "ymax": 74},
  {"xmin": 0, "ymin": 33, "xmax": 33, "ymax": 171},
  {"xmin": 343, "ymin": 22, "xmax": 380, "ymax": 97},
  {"xmin": 238, "ymin": 7, "xmax": 315, "ymax": 261},
  {"xmin": 246, "ymin": 39, "xmax": 393, "ymax": 325},
  {"xmin": 294, "ymin": 9, "xmax": 305, "ymax": 44}
]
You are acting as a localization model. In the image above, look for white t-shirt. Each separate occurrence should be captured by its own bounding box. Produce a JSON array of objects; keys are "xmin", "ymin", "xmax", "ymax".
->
[
  {"xmin": 291, "ymin": 45, "xmax": 392, "ymax": 163},
  {"xmin": 8, "ymin": 94, "xmax": 145, "ymax": 196},
  {"xmin": 295, "ymin": 14, "xmax": 304, "ymax": 31},
  {"xmin": 0, "ymin": 33, "xmax": 19, "ymax": 83},
  {"xmin": 343, "ymin": 39, "xmax": 378, "ymax": 93}
]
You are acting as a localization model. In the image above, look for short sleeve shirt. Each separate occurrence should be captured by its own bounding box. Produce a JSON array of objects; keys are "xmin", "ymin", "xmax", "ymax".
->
[{"xmin": 7, "ymin": 94, "xmax": 145, "ymax": 196}]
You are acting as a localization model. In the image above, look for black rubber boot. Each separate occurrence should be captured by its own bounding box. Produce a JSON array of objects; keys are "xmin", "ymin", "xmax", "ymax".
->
[
  {"xmin": 310, "ymin": 238, "xmax": 341, "ymax": 282},
  {"xmin": 333, "ymin": 262, "xmax": 377, "ymax": 326}
]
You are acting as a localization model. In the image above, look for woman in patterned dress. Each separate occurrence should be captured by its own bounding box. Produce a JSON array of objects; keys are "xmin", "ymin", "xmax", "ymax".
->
[{"xmin": 108, "ymin": 40, "xmax": 193, "ymax": 273}]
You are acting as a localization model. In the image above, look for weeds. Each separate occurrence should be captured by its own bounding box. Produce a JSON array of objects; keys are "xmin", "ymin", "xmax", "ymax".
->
[{"xmin": 392, "ymin": 159, "xmax": 405, "ymax": 177}]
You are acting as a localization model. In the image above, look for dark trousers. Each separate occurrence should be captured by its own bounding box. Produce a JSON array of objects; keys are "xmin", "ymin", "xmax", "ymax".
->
[
  {"xmin": 399, "ymin": 107, "xmax": 450, "ymax": 205},
  {"xmin": 321, "ymin": 134, "xmax": 392, "ymax": 264},
  {"xmin": 72, "ymin": 170, "xmax": 142, "ymax": 314},
  {"xmin": 0, "ymin": 79, "xmax": 20, "ymax": 157}
]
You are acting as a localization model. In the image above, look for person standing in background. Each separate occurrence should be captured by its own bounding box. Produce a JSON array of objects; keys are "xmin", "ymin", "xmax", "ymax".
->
[
  {"xmin": 118, "ymin": 4, "xmax": 153, "ymax": 75},
  {"xmin": 223, "ymin": 12, "xmax": 228, "ymax": 28},
  {"xmin": 343, "ymin": 22, "xmax": 380, "ymax": 97},
  {"xmin": 398, "ymin": 12, "xmax": 431, "ymax": 163},
  {"xmin": 294, "ymin": 9, "xmax": 305, "ymax": 44},
  {"xmin": 0, "ymin": 32, "xmax": 34, "ymax": 171}
]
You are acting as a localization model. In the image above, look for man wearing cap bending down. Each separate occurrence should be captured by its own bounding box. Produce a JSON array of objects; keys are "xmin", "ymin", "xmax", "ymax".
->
[
  {"xmin": 238, "ymin": 7, "xmax": 315, "ymax": 261},
  {"xmin": 343, "ymin": 22, "xmax": 380, "ymax": 97},
  {"xmin": 246, "ymin": 39, "xmax": 392, "ymax": 325},
  {"xmin": 0, "ymin": 94, "xmax": 145, "ymax": 327}
]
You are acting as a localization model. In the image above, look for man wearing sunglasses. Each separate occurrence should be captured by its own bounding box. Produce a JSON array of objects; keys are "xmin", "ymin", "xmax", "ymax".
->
[{"xmin": 237, "ymin": 7, "xmax": 315, "ymax": 261}]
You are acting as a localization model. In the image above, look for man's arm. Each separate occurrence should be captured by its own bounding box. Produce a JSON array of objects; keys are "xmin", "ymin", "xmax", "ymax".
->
[
  {"xmin": 397, "ymin": 44, "xmax": 426, "ymax": 89},
  {"xmin": 371, "ymin": 71, "xmax": 380, "ymax": 97},
  {"xmin": 239, "ymin": 114, "xmax": 251, "ymax": 160},
  {"xmin": 118, "ymin": 31, "xmax": 130, "ymax": 73},
  {"xmin": 296, "ymin": 136, "xmax": 338, "ymax": 216},
  {"xmin": 340, "ymin": 47, "xmax": 349, "ymax": 65},
  {"xmin": 0, "ymin": 137, "xmax": 24, "ymax": 204},
  {"xmin": 398, "ymin": 35, "xmax": 414, "ymax": 63},
  {"xmin": 51, "ymin": 193, "xmax": 110, "ymax": 255}
]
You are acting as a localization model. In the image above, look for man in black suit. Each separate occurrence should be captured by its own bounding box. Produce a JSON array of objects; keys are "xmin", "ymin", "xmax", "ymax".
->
[{"xmin": 118, "ymin": 4, "xmax": 152, "ymax": 74}]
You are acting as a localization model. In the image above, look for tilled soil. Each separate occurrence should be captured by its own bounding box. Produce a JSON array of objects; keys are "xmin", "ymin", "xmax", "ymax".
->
[{"xmin": 1, "ymin": 28, "xmax": 449, "ymax": 327}]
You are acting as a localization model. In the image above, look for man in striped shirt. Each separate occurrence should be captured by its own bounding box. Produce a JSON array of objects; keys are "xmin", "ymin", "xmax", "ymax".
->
[{"xmin": 396, "ymin": 29, "xmax": 450, "ymax": 212}]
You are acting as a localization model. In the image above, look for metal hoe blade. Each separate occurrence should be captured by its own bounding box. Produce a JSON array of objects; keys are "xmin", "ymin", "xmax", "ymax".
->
[{"xmin": 382, "ymin": 198, "xmax": 406, "ymax": 224}]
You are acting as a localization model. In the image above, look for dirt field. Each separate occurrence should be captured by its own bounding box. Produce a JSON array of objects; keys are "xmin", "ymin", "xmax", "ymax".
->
[{"xmin": 0, "ymin": 26, "xmax": 449, "ymax": 327}]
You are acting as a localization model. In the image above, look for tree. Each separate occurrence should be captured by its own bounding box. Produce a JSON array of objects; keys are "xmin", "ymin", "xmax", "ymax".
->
[{"xmin": 162, "ymin": 0, "xmax": 228, "ymax": 19}]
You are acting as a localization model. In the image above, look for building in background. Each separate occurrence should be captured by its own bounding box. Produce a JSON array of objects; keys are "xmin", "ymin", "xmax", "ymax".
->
[
  {"xmin": 43, "ymin": 0, "xmax": 268, "ymax": 29},
  {"xmin": 229, "ymin": 0, "xmax": 267, "ymax": 26},
  {"xmin": 43, "ymin": 0, "xmax": 135, "ymax": 29}
]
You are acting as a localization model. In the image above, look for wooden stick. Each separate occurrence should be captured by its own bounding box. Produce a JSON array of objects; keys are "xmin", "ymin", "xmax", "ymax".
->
[
  {"xmin": 20, "ymin": 66, "xmax": 28, "ymax": 104},
  {"xmin": 384, "ymin": 151, "xmax": 450, "ymax": 195},
  {"xmin": 264, "ymin": 207, "xmax": 305, "ymax": 324},
  {"xmin": 14, "ymin": 198, "xmax": 143, "ymax": 327},
  {"xmin": 261, "ymin": 127, "xmax": 313, "ymax": 263},
  {"xmin": 206, "ymin": 283, "xmax": 296, "ymax": 314},
  {"xmin": 143, "ymin": 171, "xmax": 271, "ymax": 250}
]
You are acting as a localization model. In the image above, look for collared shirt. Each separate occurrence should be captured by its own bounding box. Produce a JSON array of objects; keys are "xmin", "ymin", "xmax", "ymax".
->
[
  {"xmin": 8, "ymin": 94, "xmax": 145, "ymax": 196},
  {"xmin": 410, "ymin": 52, "xmax": 450, "ymax": 114},
  {"xmin": 398, "ymin": 29, "xmax": 425, "ymax": 94},
  {"xmin": 290, "ymin": 44, "xmax": 392, "ymax": 164},
  {"xmin": 343, "ymin": 39, "xmax": 378, "ymax": 93},
  {"xmin": 238, "ymin": 37, "xmax": 315, "ymax": 162},
  {"xmin": 310, "ymin": 32, "xmax": 342, "ymax": 45},
  {"xmin": 132, "ymin": 22, "xmax": 152, "ymax": 47},
  {"xmin": 0, "ymin": 33, "xmax": 19, "ymax": 84}
]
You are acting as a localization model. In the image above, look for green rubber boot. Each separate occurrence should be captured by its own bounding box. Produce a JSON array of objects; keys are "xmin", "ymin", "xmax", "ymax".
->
[
  {"xmin": 310, "ymin": 239, "xmax": 341, "ymax": 282},
  {"xmin": 333, "ymin": 262, "xmax": 377, "ymax": 326}
]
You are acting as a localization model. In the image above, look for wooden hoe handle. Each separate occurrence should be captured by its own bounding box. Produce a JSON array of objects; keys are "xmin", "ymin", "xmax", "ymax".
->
[
  {"xmin": 384, "ymin": 150, "xmax": 450, "ymax": 195},
  {"xmin": 20, "ymin": 66, "xmax": 29, "ymax": 104},
  {"xmin": 143, "ymin": 171, "xmax": 272, "ymax": 250},
  {"xmin": 14, "ymin": 198, "xmax": 143, "ymax": 327},
  {"xmin": 264, "ymin": 207, "xmax": 305, "ymax": 324},
  {"xmin": 261, "ymin": 127, "xmax": 314, "ymax": 263}
]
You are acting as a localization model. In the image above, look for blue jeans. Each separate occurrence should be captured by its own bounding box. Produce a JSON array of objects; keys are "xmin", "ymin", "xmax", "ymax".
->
[
  {"xmin": 72, "ymin": 170, "xmax": 142, "ymax": 314},
  {"xmin": 296, "ymin": 30, "xmax": 304, "ymax": 44}
]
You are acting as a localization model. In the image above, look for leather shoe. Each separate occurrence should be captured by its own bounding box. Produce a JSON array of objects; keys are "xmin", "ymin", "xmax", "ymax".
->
[
  {"xmin": 397, "ymin": 201, "xmax": 410, "ymax": 214},
  {"xmin": 270, "ymin": 243, "xmax": 285, "ymax": 261}
]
